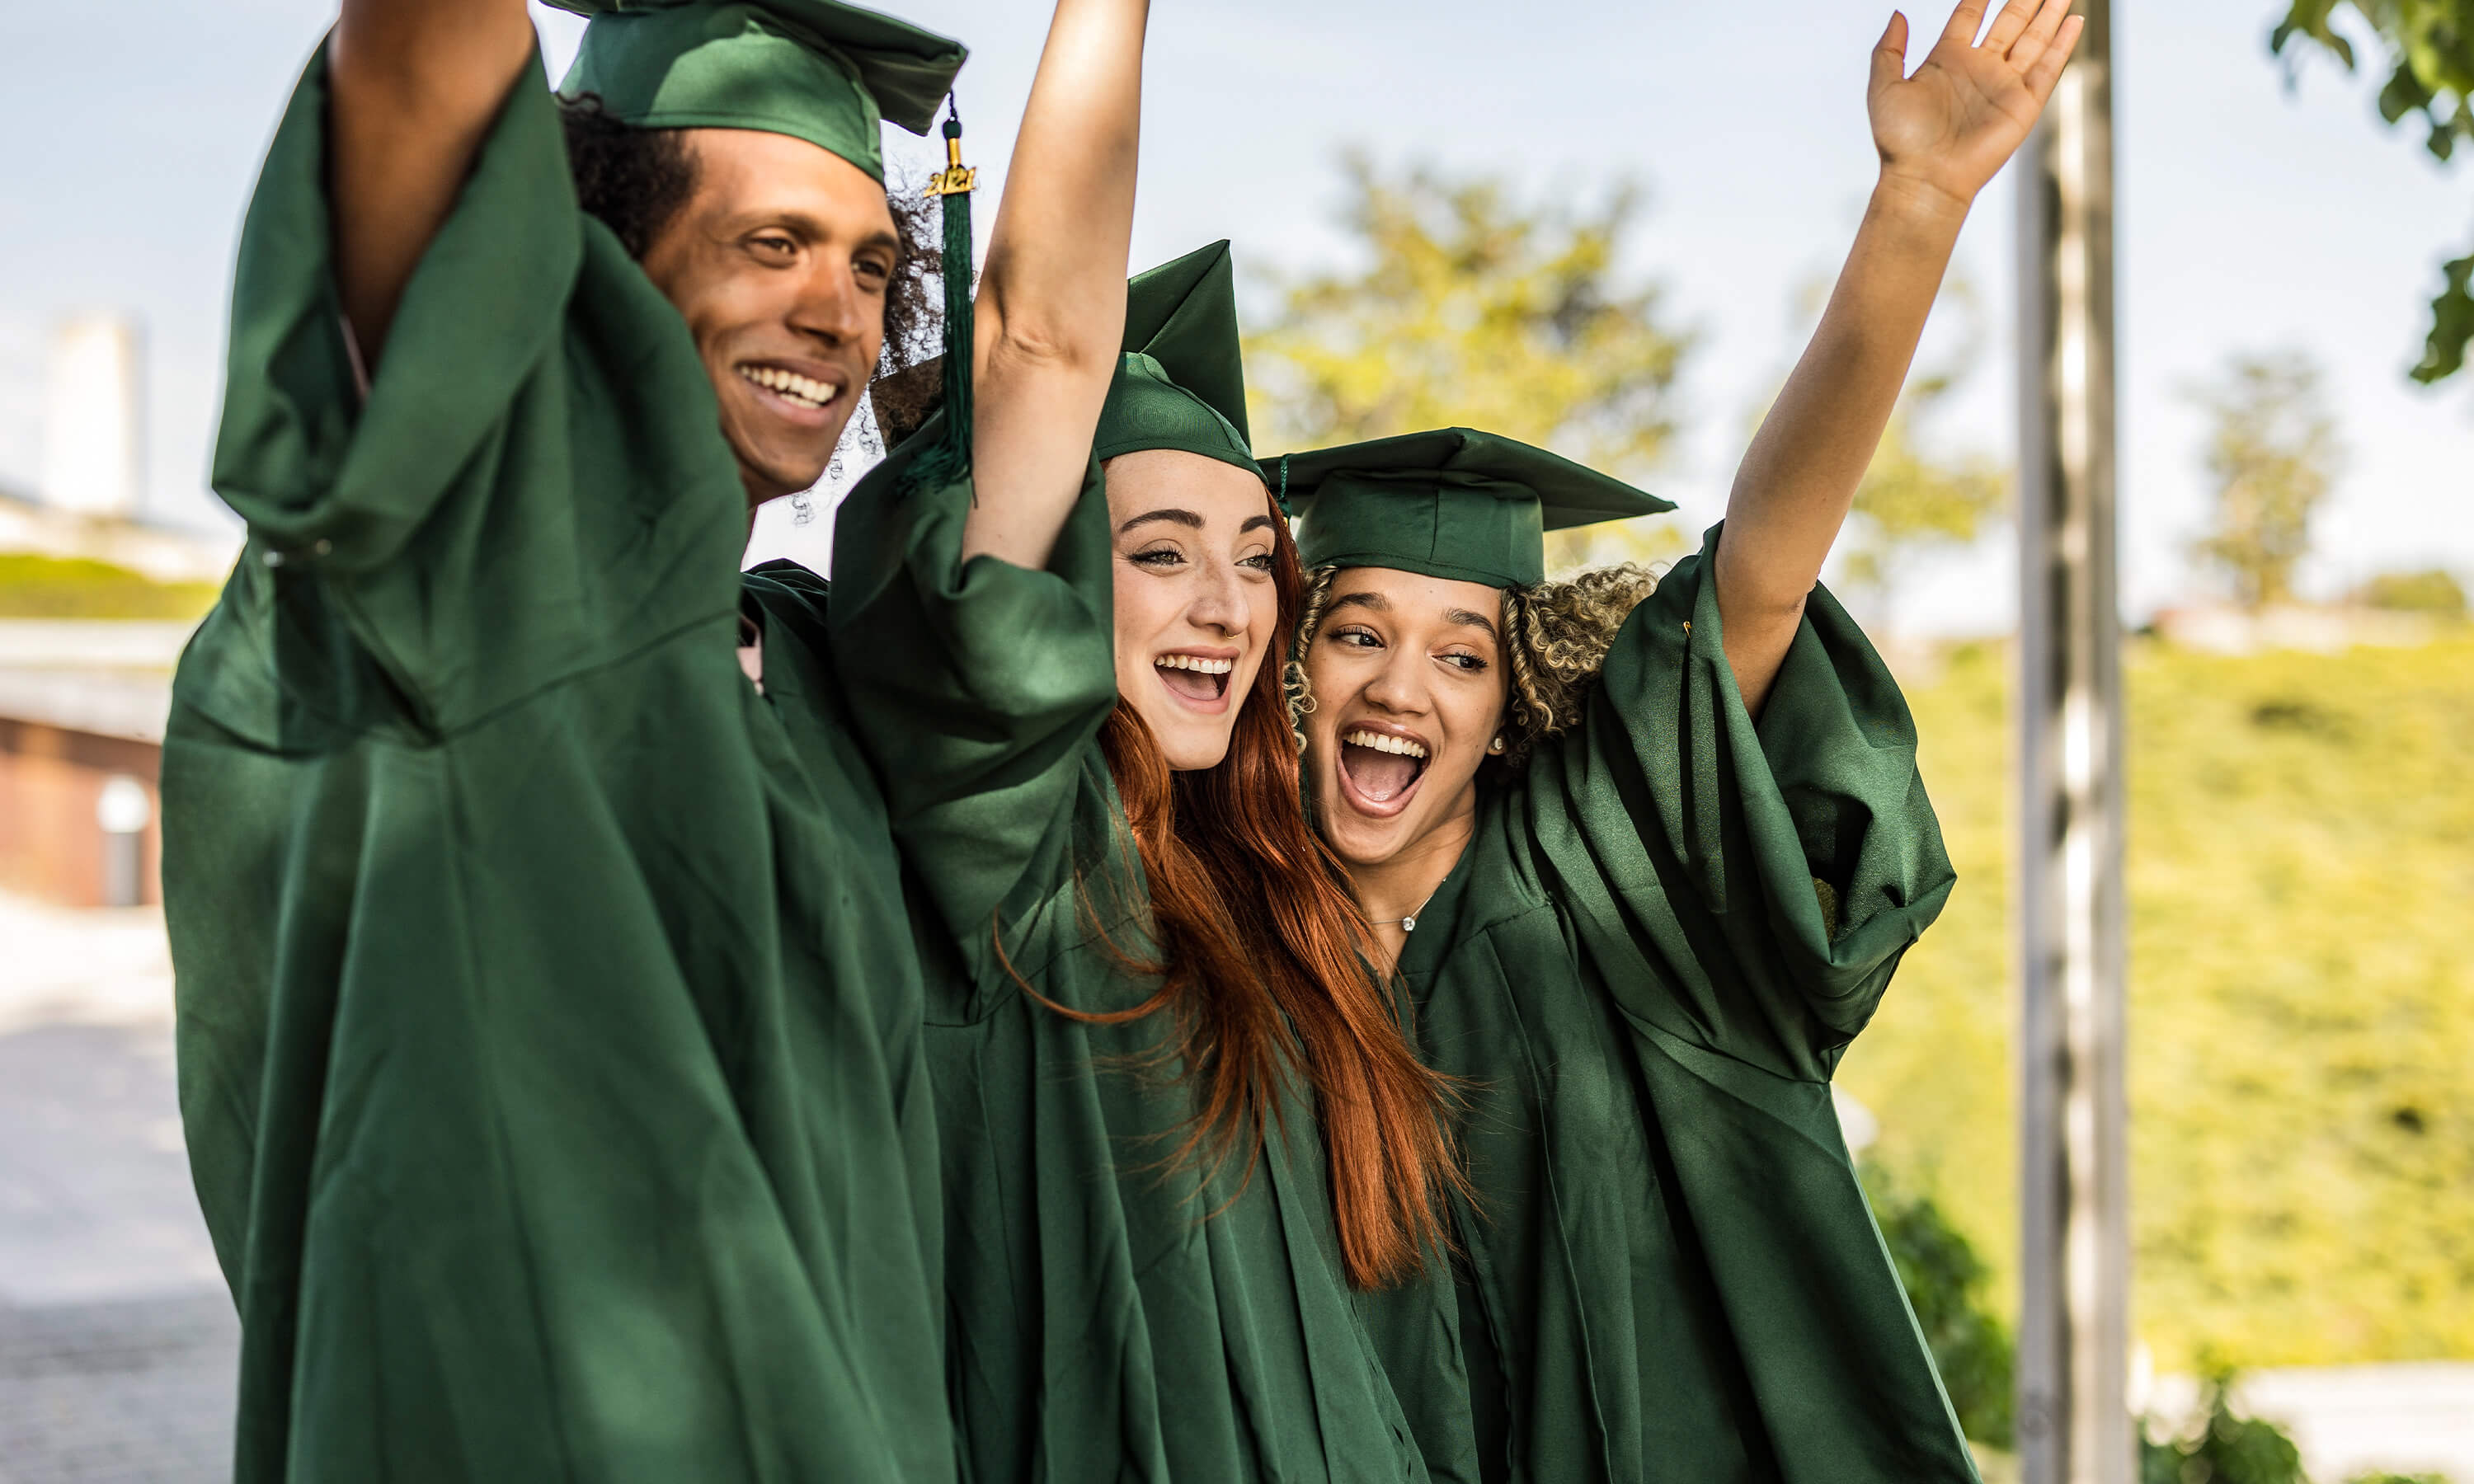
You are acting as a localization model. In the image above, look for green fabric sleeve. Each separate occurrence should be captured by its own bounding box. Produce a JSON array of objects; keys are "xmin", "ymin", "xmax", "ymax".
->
[
  {"xmin": 826, "ymin": 433, "xmax": 1122, "ymax": 963},
  {"xmin": 201, "ymin": 48, "xmax": 746, "ymax": 731},
  {"xmin": 1524, "ymin": 522, "xmax": 1956, "ymax": 1082}
]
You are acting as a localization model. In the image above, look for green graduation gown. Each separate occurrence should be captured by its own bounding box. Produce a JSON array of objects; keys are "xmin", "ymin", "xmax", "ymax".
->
[
  {"xmin": 162, "ymin": 55, "xmax": 948, "ymax": 1482},
  {"xmin": 1362, "ymin": 531, "xmax": 1973, "ymax": 1484},
  {"xmin": 825, "ymin": 440, "xmax": 1431, "ymax": 1483}
]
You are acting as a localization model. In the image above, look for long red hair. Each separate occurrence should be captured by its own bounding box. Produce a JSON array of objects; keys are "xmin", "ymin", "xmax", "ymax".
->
[{"xmin": 1044, "ymin": 494, "xmax": 1461, "ymax": 1289}]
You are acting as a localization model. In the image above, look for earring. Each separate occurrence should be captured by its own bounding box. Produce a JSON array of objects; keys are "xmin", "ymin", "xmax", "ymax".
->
[{"xmin": 1488, "ymin": 735, "xmax": 1507, "ymax": 755}]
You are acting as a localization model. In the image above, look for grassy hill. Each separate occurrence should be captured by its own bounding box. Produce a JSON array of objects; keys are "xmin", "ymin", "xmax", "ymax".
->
[
  {"xmin": 1838, "ymin": 633, "xmax": 2474, "ymax": 1371},
  {"xmin": 0, "ymin": 553, "xmax": 220, "ymax": 620}
]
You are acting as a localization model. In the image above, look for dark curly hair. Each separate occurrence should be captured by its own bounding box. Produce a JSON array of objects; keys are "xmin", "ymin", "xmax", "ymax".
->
[{"xmin": 557, "ymin": 94, "xmax": 942, "ymax": 379}]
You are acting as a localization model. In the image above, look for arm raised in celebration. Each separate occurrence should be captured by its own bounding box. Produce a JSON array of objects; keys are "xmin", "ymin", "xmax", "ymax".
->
[
  {"xmin": 961, "ymin": 0, "xmax": 1150, "ymax": 571},
  {"xmin": 1716, "ymin": 0, "xmax": 2082, "ymax": 713},
  {"xmin": 327, "ymin": 0, "xmax": 539, "ymax": 366}
]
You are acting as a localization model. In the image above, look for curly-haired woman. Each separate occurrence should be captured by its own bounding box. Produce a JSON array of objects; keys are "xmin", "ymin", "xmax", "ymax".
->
[{"xmin": 1270, "ymin": 3, "xmax": 2084, "ymax": 1479}]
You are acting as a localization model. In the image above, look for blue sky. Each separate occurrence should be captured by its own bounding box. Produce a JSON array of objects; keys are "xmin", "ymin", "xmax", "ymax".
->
[{"xmin": 3, "ymin": 0, "xmax": 2466, "ymax": 632}]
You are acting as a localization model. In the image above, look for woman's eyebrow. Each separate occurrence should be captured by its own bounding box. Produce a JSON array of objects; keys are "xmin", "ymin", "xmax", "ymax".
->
[
  {"xmin": 1328, "ymin": 592, "xmax": 1390, "ymax": 614},
  {"xmin": 1117, "ymin": 508, "xmax": 1204, "ymax": 534},
  {"xmin": 1444, "ymin": 607, "xmax": 1499, "ymax": 637},
  {"xmin": 1239, "ymin": 514, "xmax": 1278, "ymax": 534}
]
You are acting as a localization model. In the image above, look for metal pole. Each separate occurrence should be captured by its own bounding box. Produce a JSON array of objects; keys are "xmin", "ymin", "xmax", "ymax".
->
[{"xmin": 2015, "ymin": 4, "xmax": 2131, "ymax": 1483}]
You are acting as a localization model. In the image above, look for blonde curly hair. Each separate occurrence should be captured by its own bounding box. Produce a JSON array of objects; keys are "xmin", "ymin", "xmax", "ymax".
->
[{"xmin": 1285, "ymin": 561, "xmax": 1662, "ymax": 773}]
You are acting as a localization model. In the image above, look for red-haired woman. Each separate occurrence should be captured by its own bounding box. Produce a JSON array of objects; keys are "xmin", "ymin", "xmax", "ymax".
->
[{"xmin": 828, "ymin": 242, "xmax": 1456, "ymax": 1482}]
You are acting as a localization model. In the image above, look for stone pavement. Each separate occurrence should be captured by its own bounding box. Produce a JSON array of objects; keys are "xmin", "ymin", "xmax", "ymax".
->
[{"xmin": 0, "ymin": 895, "xmax": 234, "ymax": 1482}]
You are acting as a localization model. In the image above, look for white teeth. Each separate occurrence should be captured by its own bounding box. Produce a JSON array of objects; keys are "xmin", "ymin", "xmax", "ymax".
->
[
  {"xmin": 1343, "ymin": 729, "xmax": 1427, "ymax": 759},
  {"xmin": 1155, "ymin": 655, "xmax": 1235, "ymax": 674},
  {"xmin": 739, "ymin": 365, "xmax": 840, "ymax": 408}
]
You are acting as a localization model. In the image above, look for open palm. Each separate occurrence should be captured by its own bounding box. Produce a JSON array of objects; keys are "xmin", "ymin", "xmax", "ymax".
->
[{"xmin": 1870, "ymin": 0, "xmax": 2086, "ymax": 208}]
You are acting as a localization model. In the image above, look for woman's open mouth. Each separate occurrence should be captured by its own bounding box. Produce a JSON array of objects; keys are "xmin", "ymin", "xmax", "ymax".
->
[
  {"xmin": 1154, "ymin": 651, "xmax": 1236, "ymax": 713},
  {"xmin": 1336, "ymin": 726, "xmax": 1430, "ymax": 815}
]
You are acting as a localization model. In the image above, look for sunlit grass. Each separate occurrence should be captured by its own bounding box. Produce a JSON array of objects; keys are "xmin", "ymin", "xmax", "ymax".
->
[
  {"xmin": 1838, "ymin": 634, "xmax": 2474, "ymax": 1369},
  {"xmin": 0, "ymin": 553, "xmax": 219, "ymax": 621}
]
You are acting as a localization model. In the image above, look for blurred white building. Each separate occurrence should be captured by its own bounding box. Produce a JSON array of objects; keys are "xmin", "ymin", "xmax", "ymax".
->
[
  {"xmin": 40, "ymin": 314, "xmax": 145, "ymax": 520},
  {"xmin": 1, "ymin": 312, "xmax": 238, "ymax": 584}
]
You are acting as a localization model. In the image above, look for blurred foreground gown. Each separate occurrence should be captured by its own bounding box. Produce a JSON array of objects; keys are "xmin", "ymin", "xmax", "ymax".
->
[
  {"xmin": 1365, "ymin": 532, "xmax": 1975, "ymax": 1484},
  {"xmin": 158, "ymin": 57, "xmax": 948, "ymax": 1482},
  {"xmin": 825, "ymin": 439, "xmax": 1432, "ymax": 1483}
]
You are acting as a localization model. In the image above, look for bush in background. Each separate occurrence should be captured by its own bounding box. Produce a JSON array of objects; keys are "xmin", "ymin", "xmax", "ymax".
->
[
  {"xmin": 1863, "ymin": 1158, "xmax": 2015, "ymax": 1447},
  {"xmin": 2354, "ymin": 568, "xmax": 2469, "ymax": 617},
  {"xmin": 2141, "ymin": 1373, "xmax": 2309, "ymax": 1484}
]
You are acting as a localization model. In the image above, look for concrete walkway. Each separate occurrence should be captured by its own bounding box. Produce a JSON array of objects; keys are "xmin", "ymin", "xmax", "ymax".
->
[{"xmin": 0, "ymin": 894, "xmax": 233, "ymax": 1482}]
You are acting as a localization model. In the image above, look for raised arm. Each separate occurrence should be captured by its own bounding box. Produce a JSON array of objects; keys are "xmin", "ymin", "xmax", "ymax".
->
[
  {"xmin": 1716, "ymin": 0, "xmax": 2081, "ymax": 712},
  {"xmin": 959, "ymin": 0, "xmax": 1149, "ymax": 569},
  {"xmin": 327, "ymin": 0, "xmax": 538, "ymax": 365}
]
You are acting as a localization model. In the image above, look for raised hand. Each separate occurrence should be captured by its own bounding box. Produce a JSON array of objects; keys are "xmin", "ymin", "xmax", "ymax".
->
[{"xmin": 1869, "ymin": 0, "xmax": 2086, "ymax": 212}]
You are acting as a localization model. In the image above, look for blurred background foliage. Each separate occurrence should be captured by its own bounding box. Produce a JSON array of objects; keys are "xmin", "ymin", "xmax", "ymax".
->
[
  {"xmin": 2186, "ymin": 350, "xmax": 2345, "ymax": 608},
  {"xmin": 1243, "ymin": 155, "xmax": 1692, "ymax": 572},
  {"xmin": 1861, "ymin": 1158, "xmax": 2017, "ymax": 1447},
  {"xmin": 1839, "ymin": 632, "xmax": 2474, "ymax": 1373},
  {"xmin": 2140, "ymin": 1373, "xmax": 2313, "ymax": 1484},
  {"xmin": 2353, "ymin": 566, "xmax": 2470, "ymax": 613},
  {"xmin": 1784, "ymin": 273, "xmax": 2009, "ymax": 622},
  {"xmin": 2271, "ymin": 0, "xmax": 2474, "ymax": 380},
  {"xmin": 0, "ymin": 553, "xmax": 219, "ymax": 620}
]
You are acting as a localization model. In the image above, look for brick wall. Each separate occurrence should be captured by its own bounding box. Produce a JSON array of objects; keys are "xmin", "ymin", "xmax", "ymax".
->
[{"xmin": 0, "ymin": 716, "xmax": 161, "ymax": 909}]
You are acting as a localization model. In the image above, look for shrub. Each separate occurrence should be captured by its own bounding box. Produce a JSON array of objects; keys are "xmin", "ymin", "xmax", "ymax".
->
[{"xmin": 1863, "ymin": 1157, "xmax": 2016, "ymax": 1445}]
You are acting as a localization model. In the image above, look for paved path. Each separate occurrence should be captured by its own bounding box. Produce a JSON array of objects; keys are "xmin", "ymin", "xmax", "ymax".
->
[{"xmin": 0, "ymin": 896, "xmax": 234, "ymax": 1482}]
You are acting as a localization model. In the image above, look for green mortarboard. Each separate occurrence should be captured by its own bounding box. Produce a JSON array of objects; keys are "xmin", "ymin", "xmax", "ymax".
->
[
  {"xmin": 1091, "ymin": 241, "xmax": 1260, "ymax": 480},
  {"xmin": 1268, "ymin": 428, "xmax": 1672, "ymax": 589},
  {"xmin": 548, "ymin": 0, "xmax": 967, "ymax": 183}
]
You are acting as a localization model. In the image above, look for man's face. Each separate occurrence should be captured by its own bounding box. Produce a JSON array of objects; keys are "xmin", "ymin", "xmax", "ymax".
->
[{"xmin": 638, "ymin": 128, "xmax": 896, "ymax": 507}]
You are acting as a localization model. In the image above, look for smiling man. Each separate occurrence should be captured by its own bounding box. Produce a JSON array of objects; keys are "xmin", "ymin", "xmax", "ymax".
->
[{"xmin": 160, "ymin": 0, "xmax": 1146, "ymax": 1477}]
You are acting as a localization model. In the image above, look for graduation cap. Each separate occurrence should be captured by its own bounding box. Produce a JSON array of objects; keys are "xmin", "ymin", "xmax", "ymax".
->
[
  {"xmin": 1265, "ymin": 428, "xmax": 1672, "ymax": 589},
  {"xmin": 548, "ymin": 0, "xmax": 967, "ymax": 183},
  {"xmin": 1091, "ymin": 241, "xmax": 1260, "ymax": 480}
]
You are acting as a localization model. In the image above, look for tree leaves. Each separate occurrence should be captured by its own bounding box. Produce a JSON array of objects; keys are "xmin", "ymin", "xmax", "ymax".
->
[
  {"xmin": 2269, "ymin": 1, "xmax": 2474, "ymax": 380},
  {"xmin": 2412, "ymin": 250, "xmax": 2474, "ymax": 381},
  {"xmin": 1244, "ymin": 153, "xmax": 1691, "ymax": 569},
  {"xmin": 2186, "ymin": 350, "xmax": 2344, "ymax": 607}
]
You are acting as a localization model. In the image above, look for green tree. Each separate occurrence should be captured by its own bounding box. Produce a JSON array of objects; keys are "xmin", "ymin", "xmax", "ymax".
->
[
  {"xmin": 1244, "ymin": 153, "xmax": 1691, "ymax": 571},
  {"xmin": 2270, "ymin": 1, "xmax": 2474, "ymax": 382},
  {"xmin": 2189, "ymin": 351, "xmax": 2343, "ymax": 608},
  {"xmin": 1860, "ymin": 1158, "xmax": 2016, "ymax": 1446}
]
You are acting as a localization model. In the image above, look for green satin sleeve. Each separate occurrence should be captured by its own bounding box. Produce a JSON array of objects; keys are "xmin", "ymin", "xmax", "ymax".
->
[
  {"xmin": 1522, "ymin": 521, "xmax": 1957, "ymax": 1082},
  {"xmin": 199, "ymin": 45, "xmax": 745, "ymax": 733},
  {"xmin": 825, "ymin": 432, "xmax": 1122, "ymax": 967}
]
